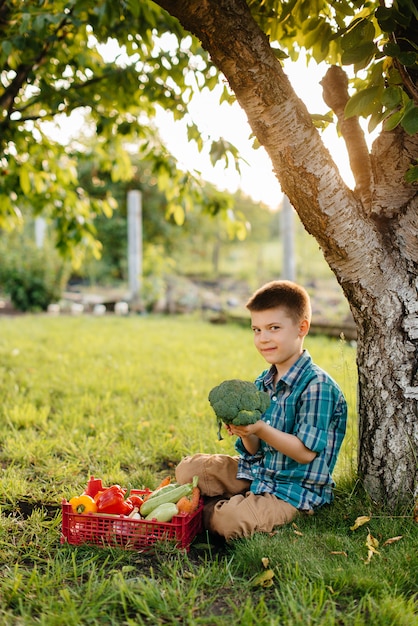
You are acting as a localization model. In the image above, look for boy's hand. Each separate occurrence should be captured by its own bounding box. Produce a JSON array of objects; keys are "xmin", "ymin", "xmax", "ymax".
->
[
  {"xmin": 229, "ymin": 421, "xmax": 261, "ymax": 455},
  {"xmin": 229, "ymin": 421, "xmax": 262, "ymax": 437}
]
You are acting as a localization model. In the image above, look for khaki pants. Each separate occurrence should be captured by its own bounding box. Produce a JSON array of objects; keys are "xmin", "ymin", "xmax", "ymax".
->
[{"xmin": 175, "ymin": 453, "xmax": 298, "ymax": 541}]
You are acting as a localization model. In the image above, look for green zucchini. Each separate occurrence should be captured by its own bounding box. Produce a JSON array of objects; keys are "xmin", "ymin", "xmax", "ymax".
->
[
  {"xmin": 139, "ymin": 483, "xmax": 193, "ymax": 517},
  {"xmin": 145, "ymin": 482, "xmax": 179, "ymax": 501},
  {"xmin": 145, "ymin": 502, "xmax": 178, "ymax": 522}
]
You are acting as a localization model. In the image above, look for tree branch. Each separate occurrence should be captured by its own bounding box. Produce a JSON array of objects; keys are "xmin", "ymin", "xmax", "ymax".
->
[
  {"xmin": 320, "ymin": 66, "xmax": 374, "ymax": 212},
  {"xmin": 394, "ymin": 58, "xmax": 418, "ymax": 105}
]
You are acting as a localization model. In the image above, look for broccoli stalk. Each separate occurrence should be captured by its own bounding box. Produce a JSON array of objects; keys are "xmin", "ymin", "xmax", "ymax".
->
[{"xmin": 208, "ymin": 379, "xmax": 271, "ymax": 440}]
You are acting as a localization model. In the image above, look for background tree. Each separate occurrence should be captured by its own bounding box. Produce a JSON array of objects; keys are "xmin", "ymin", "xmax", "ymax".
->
[
  {"xmin": 0, "ymin": 0, "xmax": 239, "ymax": 262},
  {"xmin": 76, "ymin": 151, "xmax": 267, "ymax": 284}
]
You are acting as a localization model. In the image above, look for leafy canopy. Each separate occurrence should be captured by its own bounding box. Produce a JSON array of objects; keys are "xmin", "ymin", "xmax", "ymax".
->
[
  {"xmin": 0, "ymin": 0, "xmax": 237, "ymax": 259},
  {"xmin": 0, "ymin": 0, "xmax": 417, "ymax": 257},
  {"xmin": 248, "ymin": 0, "xmax": 417, "ymax": 142}
]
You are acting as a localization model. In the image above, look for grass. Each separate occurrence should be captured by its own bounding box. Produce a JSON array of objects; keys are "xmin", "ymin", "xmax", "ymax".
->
[{"xmin": 0, "ymin": 314, "xmax": 416, "ymax": 625}]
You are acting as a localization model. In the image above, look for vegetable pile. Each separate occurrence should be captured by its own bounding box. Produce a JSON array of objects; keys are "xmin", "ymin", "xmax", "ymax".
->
[
  {"xmin": 139, "ymin": 475, "xmax": 200, "ymax": 521},
  {"xmin": 208, "ymin": 379, "xmax": 271, "ymax": 439},
  {"xmin": 68, "ymin": 475, "xmax": 200, "ymax": 523}
]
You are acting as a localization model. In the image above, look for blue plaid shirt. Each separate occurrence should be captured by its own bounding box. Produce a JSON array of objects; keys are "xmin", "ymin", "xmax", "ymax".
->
[{"xmin": 235, "ymin": 350, "xmax": 347, "ymax": 511}]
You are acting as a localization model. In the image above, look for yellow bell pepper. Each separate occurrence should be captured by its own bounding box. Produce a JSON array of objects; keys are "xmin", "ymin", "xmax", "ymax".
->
[{"xmin": 69, "ymin": 494, "xmax": 98, "ymax": 514}]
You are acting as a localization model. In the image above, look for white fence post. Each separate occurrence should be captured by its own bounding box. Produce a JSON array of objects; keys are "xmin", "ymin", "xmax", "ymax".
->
[
  {"xmin": 127, "ymin": 190, "xmax": 143, "ymax": 309},
  {"xmin": 35, "ymin": 217, "xmax": 47, "ymax": 248},
  {"xmin": 281, "ymin": 195, "xmax": 296, "ymax": 282}
]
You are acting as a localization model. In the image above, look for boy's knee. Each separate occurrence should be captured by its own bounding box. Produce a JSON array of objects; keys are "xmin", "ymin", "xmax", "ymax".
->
[
  {"xmin": 175, "ymin": 453, "xmax": 244, "ymax": 497},
  {"xmin": 207, "ymin": 492, "xmax": 298, "ymax": 540},
  {"xmin": 175, "ymin": 453, "xmax": 210, "ymax": 486},
  {"xmin": 175, "ymin": 455, "xmax": 198, "ymax": 484},
  {"xmin": 208, "ymin": 495, "xmax": 251, "ymax": 541}
]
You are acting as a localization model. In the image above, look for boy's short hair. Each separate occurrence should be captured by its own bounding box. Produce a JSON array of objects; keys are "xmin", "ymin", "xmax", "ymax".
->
[{"xmin": 246, "ymin": 280, "xmax": 312, "ymax": 325}]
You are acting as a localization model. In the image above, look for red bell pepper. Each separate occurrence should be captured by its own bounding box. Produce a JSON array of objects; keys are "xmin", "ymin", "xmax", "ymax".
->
[
  {"xmin": 83, "ymin": 476, "xmax": 104, "ymax": 498},
  {"xmin": 94, "ymin": 485, "xmax": 134, "ymax": 515},
  {"xmin": 128, "ymin": 494, "xmax": 144, "ymax": 508}
]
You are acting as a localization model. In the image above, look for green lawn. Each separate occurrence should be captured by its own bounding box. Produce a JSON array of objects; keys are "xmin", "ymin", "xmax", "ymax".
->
[{"xmin": 0, "ymin": 314, "xmax": 416, "ymax": 625}]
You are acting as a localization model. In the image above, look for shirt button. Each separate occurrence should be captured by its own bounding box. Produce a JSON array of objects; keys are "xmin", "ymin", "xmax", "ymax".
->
[
  {"xmin": 266, "ymin": 420, "xmax": 271, "ymax": 425},
  {"xmin": 272, "ymin": 396, "xmax": 277, "ymax": 401}
]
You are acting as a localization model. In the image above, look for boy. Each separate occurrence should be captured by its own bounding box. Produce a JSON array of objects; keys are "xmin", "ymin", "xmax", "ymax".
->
[{"xmin": 176, "ymin": 280, "xmax": 347, "ymax": 540}]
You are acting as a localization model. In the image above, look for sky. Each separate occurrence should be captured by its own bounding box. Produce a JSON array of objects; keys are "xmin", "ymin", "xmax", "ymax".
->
[
  {"xmin": 48, "ymin": 43, "xmax": 359, "ymax": 212},
  {"xmin": 155, "ymin": 56, "xmax": 357, "ymax": 210}
]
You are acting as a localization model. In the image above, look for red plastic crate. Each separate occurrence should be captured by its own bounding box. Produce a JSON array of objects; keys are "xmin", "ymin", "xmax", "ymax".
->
[{"xmin": 61, "ymin": 490, "xmax": 203, "ymax": 552}]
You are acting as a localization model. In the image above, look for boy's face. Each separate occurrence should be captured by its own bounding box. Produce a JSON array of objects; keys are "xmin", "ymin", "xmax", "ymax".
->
[{"xmin": 250, "ymin": 306, "xmax": 308, "ymax": 374}]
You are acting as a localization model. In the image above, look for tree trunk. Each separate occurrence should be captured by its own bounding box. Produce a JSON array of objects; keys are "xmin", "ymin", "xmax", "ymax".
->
[{"xmin": 155, "ymin": 0, "xmax": 418, "ymax": 507}]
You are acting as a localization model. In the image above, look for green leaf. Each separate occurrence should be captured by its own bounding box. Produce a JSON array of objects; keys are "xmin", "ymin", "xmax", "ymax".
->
[
  {"xmin": 19, "ymin": 167, "xmax": 31, "ymax": 195},
  {"xmin": 375, "ymin": 6, "xmax": 398, "ymax": 32},
  {"xmin": 401, "ymin": 106, "xmax": 418, "ymax": 135},
  {"xmin": 187, "ymin": 123, "xmax": 204, "ymax": 151},
  {"xmin": 381, "ymin": 86, "xmax": 403, "ymax": 109},
  {"xmin": 168, "ymin": 204, "xmax": 185, "ymax": 226},
  {"xmin": 219, "ymin": 85, "xmax": 236, "ymax": 105},
  {"xmin": 383, "ymin": 110, "xmax": 404, "ymax": 132},
  {"xmin": 386, "ymin": 67, "xmax": 404, "ymax": 86},
  {"xmin": 383, "ymin": 42, "xmax": 401, "ymax": 58},
  {"xmin": 342, "ymin": 41, "xmax": 377, "ymax": 66},
  {"xmin": 33, "ymin": 171, "xmax": 45, "ymax": 194},
  {"xmin": 272, "ymin": 47, "xmax": 289, "ymax": 60},
  {"xmin": 368, "ymin": 109, "xmax": 386, "ymax": 133},
  {"xmin": 341, "ymin": 18, "xmax": 375, "ymax": 51},
  {"xmin": 1, "ymin": 40, "xmax": 13, "ymax": 56},
  {"xmin": 209, "ymin": 139, "xmax": 228, "ymax": 167},
  {"xmin": 278, "ymin": 0, "xmax": 299, "ymax": 23},
  {"xmin": 405, "ymin": 165, "xmax": 418, "ymax": 183},
  {"xmin": 376, "ymin": 4, "xmax": 412, "ymax": 31},
  {"xmin": 397, "ymin": 51, "xmax": 417, "ymax": 67},
  {"xmin": 126, "ymin": 0, "xmax": 141, "ymax": 18},
  {"xmin": 345, "ymin": 86, "xmax": 382, "ymax": 119},
  {"xmin": 332, "ymin": 0, "xmax": 356, "ymax": 19}
]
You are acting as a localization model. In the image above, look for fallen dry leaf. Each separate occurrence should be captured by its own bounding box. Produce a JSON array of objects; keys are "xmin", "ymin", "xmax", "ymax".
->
[
  {"xmin": 250, "ymin": 569, "xmax": 275, "ymax": 588},
  {"xmin": 364, "ymin": 532, "xmax": 380, "ymax": 564},
  {"xmin": 330, "ymin": 551, "xmax": 348, "ymax": 557},
  {"xmin": 382, "ymin": 535, "xmax": 403, "ymax": 546},
  {"xmin": 261, "ymin": 557, "xmax": 270, "ymax": 568},
  {"xmin": 366, "ymin": 532, "xmax": 379, "ymax": 551},
  {"xmin": 350, "ymin": 515, "xmax": 371, "ymax": 531},
  {"xmin": 365, "ymin": 551, "xmax": 373, "ymax": 565}
]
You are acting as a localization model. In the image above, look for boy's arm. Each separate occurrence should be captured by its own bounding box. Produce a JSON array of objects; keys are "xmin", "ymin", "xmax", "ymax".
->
[
  {"xmin": 226, "ymin": 423, "xmax": 260, "ymax": 455},
  {"xmin": 230, "ymin": 421, "xmax": 316, "ymax": 464}
]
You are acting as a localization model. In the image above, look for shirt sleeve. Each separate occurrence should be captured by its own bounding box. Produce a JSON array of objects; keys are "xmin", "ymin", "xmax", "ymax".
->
[
  {"xmin": 235, "ymin": 436, "xmax": 263, "ymax": 459},
  {"xmin": 294, "ymin": 380, "xmax": 338, "ymax": 453},
  {"xmin": 235, "ymin": 436, "xmax": 264, "ymax": 480}
]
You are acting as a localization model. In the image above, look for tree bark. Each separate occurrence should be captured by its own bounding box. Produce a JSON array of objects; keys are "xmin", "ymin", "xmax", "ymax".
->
[{"xmin": 154, "ymin": 0, "xmax": 418, "ymax": 507}]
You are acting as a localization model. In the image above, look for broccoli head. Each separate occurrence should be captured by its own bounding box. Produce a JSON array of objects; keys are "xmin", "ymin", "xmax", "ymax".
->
[{"xmin": 208, "ymin": 379, "xmax": 271, "ymax": 440}]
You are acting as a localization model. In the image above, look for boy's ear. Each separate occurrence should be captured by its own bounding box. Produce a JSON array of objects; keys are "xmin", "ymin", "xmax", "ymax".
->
[{"xmin": 299, "ymin": 319, "xmax": 310, "ymax": 337}]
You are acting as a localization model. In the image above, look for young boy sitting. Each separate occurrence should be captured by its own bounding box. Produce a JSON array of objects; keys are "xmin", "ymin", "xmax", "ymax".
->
[{"xmin": 176, "ymin": 280, "xmax": 348, "ymax": 541}]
